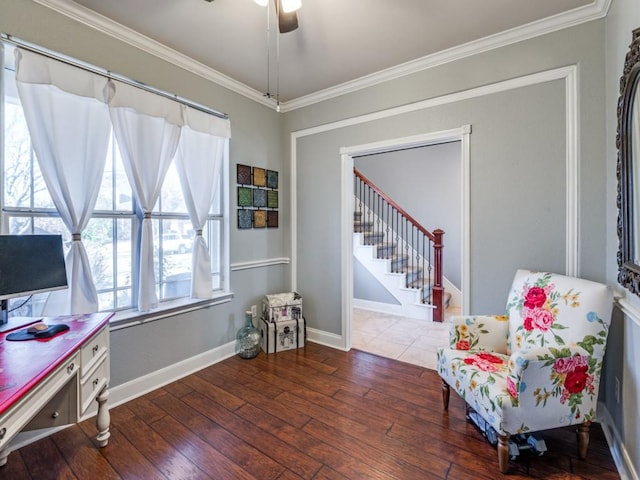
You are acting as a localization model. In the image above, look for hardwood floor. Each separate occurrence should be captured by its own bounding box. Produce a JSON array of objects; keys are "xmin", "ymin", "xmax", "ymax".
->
[{"xmin": 2, "ymin": 343, "xmax": 620, "ymax": 479}]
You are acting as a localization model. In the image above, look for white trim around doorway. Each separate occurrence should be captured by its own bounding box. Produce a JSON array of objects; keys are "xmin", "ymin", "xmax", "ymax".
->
[
  {"xmin": 290, "ymin": 64, "xmax": 579, "ymax": 351},
  {"xmin": 340, "ymin": 127, "xmax": 471, "ymax": 351}
]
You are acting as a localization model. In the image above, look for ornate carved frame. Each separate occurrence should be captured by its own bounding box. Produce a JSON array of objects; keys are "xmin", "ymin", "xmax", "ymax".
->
[{"xmin": 617, "ymin": 28, "xmax": 640, "ymax": 295}]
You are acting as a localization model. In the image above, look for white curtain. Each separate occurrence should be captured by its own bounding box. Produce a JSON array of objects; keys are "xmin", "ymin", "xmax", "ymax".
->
[
  {"xmin": 14, "ymin": 48, "xmax": 111, "ymax": 315},
  {"xmin": 107, "ymin": 80, "xmax": 182, "ymax": 311},
  {"xmin": 174, "ymin": 106, "xmax": 230, "ymax": 298}
]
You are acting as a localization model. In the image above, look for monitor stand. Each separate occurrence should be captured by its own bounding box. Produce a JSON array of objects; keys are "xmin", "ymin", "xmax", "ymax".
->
[
  {"xmin": 0, "ymin": 299, "xmax": 42, "ymax": 333},
  {"xmin": 0, "ymin": 299, "xmax": 7, "ymax": 324}
]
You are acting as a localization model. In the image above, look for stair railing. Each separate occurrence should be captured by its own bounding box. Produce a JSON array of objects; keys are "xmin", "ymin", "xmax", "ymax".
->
[{"xmin": 354, "ymin": 168, "xmax": 445, "ymax": 322}]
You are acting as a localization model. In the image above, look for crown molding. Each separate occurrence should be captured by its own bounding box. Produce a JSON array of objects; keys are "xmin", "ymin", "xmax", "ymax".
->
[
  {"xmin": 31, "ymin": 0, "xmax": 275, "ymax": 109},
  {"xmin": 280, "ymin": 0, "xmax": 611, "ymax": 112},
  {"xmin": 33, "ymin": 0, "xmax": 610, "ymax": 113}
]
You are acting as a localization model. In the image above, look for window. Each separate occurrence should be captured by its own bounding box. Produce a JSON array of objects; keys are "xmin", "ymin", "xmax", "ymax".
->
[
  {"xmin": 153, "ymin": 160, "xmax": 225, "ymax": 302},
  {"xmin": 1, "ymin": 43, "xmax": 229, "ymax": 318}
]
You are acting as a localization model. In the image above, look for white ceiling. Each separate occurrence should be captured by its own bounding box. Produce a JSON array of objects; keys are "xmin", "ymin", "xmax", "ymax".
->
[{"xmin": 39, "ymin": 0, "xmax": 604, "ymax": 109}]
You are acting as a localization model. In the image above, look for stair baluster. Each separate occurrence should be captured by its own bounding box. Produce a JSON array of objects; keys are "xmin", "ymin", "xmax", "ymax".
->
[{"xmin": 353, "ymin": 168, "xmax": 445, "ymax": 321}]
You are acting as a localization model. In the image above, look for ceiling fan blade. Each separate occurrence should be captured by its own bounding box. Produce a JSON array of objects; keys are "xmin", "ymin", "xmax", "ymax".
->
[{"xmin": 275, "ymin": 0, "xmax": 298, "ymax": 33}]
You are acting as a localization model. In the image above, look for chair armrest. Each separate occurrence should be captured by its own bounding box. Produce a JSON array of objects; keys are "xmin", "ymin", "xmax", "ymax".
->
[
  {"xmin": 448, "ymin": 315, "xmax": 509, "ymax": 354},
  {"xmin": 506, "ymin": 346, "xmax": 601, "ymax": 421}
]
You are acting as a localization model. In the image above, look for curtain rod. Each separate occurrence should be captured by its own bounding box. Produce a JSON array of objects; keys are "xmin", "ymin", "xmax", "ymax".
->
[{"xmin": 1, "ymin": 33, "xmax": 229, "ymax": 120}]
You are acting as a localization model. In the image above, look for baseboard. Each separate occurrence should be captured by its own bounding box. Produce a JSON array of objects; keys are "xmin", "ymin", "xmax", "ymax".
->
[
  {"xmin": 353, "ymin": 298, "xmax": 403, "ymax": 315},
  {"xmin": 597, "ymin": 402, "xmax": 639, "ymax": 480},
  {"xmin": 13, "ymin": 343, "xmax": 237, "ymax": 452},
  {"xmin": 88, "ymin": 330, "xmax": 345, "ymax": 417},
  {"xmin": 6, "ymin": 343, "xmax": 235, "ymax": 453},
  {"xmin": 10, "ymin": 336, "xmax": 635, "ymax": 480},
  {"xmin": 87, "ymin": 340, "xmax": 237, "ymax": 417},
  {"xmin": 99, "ymin": 328, "xmax": 347, "ymax": 411},
  {"xmin": 306, "ymin": 327, "xmax": 347, "ymax": 351},
  {"xmin": 10, "ymin": 329, "xmax": 344, "ymax": 454}
]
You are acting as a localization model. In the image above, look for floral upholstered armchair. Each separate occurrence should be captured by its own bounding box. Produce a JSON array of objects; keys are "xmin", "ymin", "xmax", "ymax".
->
[{"xmin": 436, "ymin": 270, "xmax": 612, "ymax": 473}]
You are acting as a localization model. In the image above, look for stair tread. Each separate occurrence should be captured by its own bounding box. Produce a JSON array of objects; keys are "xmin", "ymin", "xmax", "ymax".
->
[
  {"xmin": 379, "ymin": 253, "xmax": 407, "ymax": 259},
  {"xmin": 353, "ymin": 208, "xmax": 450, "ymax": 319}
]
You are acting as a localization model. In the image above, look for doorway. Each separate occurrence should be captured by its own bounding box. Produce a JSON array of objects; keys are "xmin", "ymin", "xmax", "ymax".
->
[
  {"xmin": 340, "ymin": 126, "xmax": 471, "ymax": 355},
  {"xmin": 351, "ymin": 141, "xmax": 462, "ymax": 366}
]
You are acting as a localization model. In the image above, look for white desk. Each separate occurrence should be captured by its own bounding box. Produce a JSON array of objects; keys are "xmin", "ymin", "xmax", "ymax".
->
[{"xmin": 0, "ymin": 313, "xmax": 112, "ymax": 466}]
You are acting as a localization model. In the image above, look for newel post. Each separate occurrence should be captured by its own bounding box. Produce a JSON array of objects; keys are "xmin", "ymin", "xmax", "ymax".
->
[{"xmin": 433, "ymin": 229, "xmax": 445, "ymax": 322}]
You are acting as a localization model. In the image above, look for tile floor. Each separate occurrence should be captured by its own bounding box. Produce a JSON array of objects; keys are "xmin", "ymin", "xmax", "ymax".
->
[{"xmin": 351, "ymin": 307, "xmax": 458, "ymax": 370}]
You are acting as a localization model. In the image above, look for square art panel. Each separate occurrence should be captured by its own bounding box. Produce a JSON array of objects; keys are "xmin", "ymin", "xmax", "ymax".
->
[
  {"xmin": 238, "ymin": 209, "xmax": 253, "ymax": 229},
  {"xmin": 267, "ymin": 210, "xmax": 278, "ymax": 228},
  {"xmin": 237, "ymin": 164, "xmax": 252, "ymax": 185},
  {"xmin": 237, "ymin": 187, "xmax": 253, "ymax": 207},
  {"xmin": 267, "ymin": 170, "xmax": 279, "ymax": 189},
  {"xmin": 253, "ymin": 188, "xmax": 267, "ymax": 208},
  {"xmin": 253, "ymin": 210, "xmax": 267, "ymax": 228},
  {"xmin": 267, "ymin": 190, "xmax": 278, "ymax": 209},
  {"xmin": 253, "ymin": 167, "xmax": 266, "ymax": 187}
]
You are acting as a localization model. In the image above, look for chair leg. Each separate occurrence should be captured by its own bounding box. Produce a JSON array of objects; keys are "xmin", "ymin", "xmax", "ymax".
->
[
  {"xmin": 577, "ymin": 421, "xmax": 591, "ymax": 460},
  {"xmin": 497, "ymin": 435, "xmax": 510, "ymax": 473},
  {"xmin": 441, "ymin": 380, "xmax": 450, "ymax": 410}
]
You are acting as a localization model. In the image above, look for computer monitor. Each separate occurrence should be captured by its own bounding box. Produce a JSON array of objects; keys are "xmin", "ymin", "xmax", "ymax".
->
[{"xmin": 0, "ymin": 235, "xmax": 68, "ymax": 325}]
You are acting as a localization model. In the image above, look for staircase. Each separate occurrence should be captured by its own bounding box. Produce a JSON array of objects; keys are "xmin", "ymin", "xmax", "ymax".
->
[
  {"xmin": 353, "ymin": 211, "xmax": 451, "ymax": 322},
  {"xmin": 354, "ymin": 168, "xmax": 451, "ymax": 322}
]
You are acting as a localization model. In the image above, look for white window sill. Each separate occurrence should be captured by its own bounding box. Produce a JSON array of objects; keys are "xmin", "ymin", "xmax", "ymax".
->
[{"xmin": 108, "ymin": 291, "xmax": 234, "ymax": 331}]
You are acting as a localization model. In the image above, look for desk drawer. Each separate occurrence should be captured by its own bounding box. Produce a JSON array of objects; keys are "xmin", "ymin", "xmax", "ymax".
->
[
  {"xmin": 80, "ymin": 326, "xmax": 109, "ymax": 377},
  {"xmin": 80, "ymin": 356, "xmax": 108, "ymax": 414},
  {"xmin": 0, "ymin": 354, "xmax": 78, "ymax": 451},
  {"xmin": 24, "ymin": 375, "xmax": 77, "ymax": 431}
]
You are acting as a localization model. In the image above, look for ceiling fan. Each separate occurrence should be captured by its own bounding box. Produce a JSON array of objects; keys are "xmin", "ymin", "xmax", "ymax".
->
[
  {"xmin": 204, "ymin": 0, "xmax": 302, "ymax": 110},
  {"xmin": 204, "ymin": 0, "xmax": 301, "ymax": 33}
]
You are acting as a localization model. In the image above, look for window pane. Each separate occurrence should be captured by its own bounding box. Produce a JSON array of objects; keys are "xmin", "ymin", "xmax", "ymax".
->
[
  {"xmin": 93, "ymin": 217, "xmax": 133, "ymax": 311},
  {"xmin": 95, "ymin": 136, "xmax": 132, "ymax": 212},
  {"xmin": 2, "ymin": 104, "xmax": 50, "ymax": 209},
  {"xmin": 86, "ymin": 218, "xmax": 115, "ymax": 291},
  {"xmin": 115, "ymin": 218, "xmax": 134, "ymax": 289},
  {"xmin": 33, "ymin": 217, "xmax": 67, "ymax": 238},
  {"xmin": 158, "ymin": 162, "xmax": 187, "ymax": 214},
  {"xmin": 3, "ymin": 103, "xmax": 32, "ymax": 208},
  {"xmin": 2, "ymin": 43, "xmax": 228, "ymax": 313},
  {"xmin": 31, "ymin": 159, "xmax": 54, "ymax": 209},
  {"xmin": 7, "ymin": 292, "xmax": 49, "ymax": 318},
  {"xmin": 116, "ymin": 287, "xmax": 133, "ymax": 310},
  {"xmin": 2, "ymin": 71, "xmax": 54, "ymax": 210},
  {"xmin": 7, "ymin": 216, "xmax": 30, "ymax": 235},
  {"xmin": 210, "ymin": 175, "xmax": 222, "ymax": 215},
  {"xmin": 153, "ymin": 219, "xmax": 193, "ymax": 300},
  {"xmin": 98, "ymin": 292, "xmax": 114, "ymax": 312},
  {"xmin": 208, "ymin": 219, "xmax": 221, "ymax": 281}
]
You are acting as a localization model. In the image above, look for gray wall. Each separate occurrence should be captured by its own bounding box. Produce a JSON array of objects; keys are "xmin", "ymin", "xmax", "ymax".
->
[
  {"xmin": 0, "ymin": 0, "xmax": 288, "ymax": 387},
  {"xmin": 355, "ymin": 141, "xmax": 462, "ymax": 289},
  {"xmin": 292, "ymin": 79, "xmax": 571, "ymax": 336},
  {"xmin": 285, "ymin": 18, "xmax": 608, "ymax": 333},
  {"xmin": 353, "ymin": 258, "xmax": 399, "ymax": 305},
  {"xmin": 3, "ymin": 1, "xmax": 636, "ymax": 473},
  {"xmin": 110, "ymin": 265, "xmax": 287, "ymax": 386}
]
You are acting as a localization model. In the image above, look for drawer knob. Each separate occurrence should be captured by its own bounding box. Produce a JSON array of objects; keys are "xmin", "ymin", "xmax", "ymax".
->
[
  {"xmin": 92, "ymin": 345, "xmax": 99, "ymax": 354},
  {"xmin": 93, "ymin": 378, "xmax": 99, "ymax": 387},
  {"xmin": 67, "ymin": 363, "xmax": 75, "ymax": 374},
  {"xmin": 0, "ymin": 428, "xmax": 5, "ymax": 439},
  {"xmin": 51, "ymin": 412, "xmax": 59, "ymax": 419}
]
